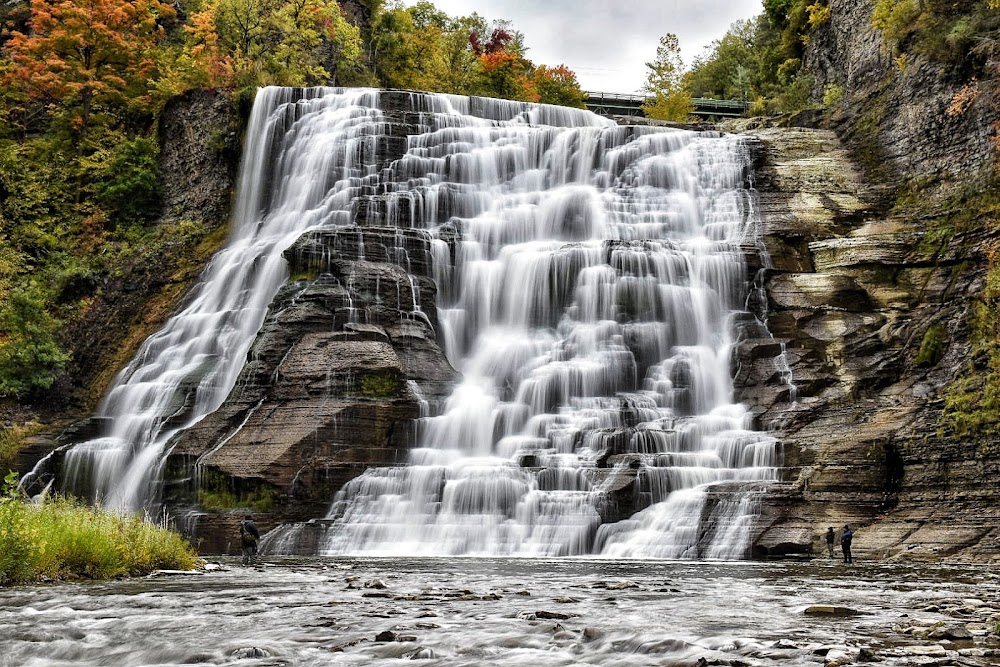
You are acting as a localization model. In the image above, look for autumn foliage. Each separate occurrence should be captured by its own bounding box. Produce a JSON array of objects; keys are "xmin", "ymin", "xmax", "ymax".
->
[
  {"xmin": 4, "ymin": 0, "xmax": 174, "ymax": 131},
  {"xmin": 0, "ymin": 0, "xmax": 588, "ymax": 406}
]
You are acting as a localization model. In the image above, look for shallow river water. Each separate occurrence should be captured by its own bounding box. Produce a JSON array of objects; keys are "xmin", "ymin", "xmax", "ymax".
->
[{"xmin": 1, "ymin": 558, "xmax": 998, "ymax": 666}]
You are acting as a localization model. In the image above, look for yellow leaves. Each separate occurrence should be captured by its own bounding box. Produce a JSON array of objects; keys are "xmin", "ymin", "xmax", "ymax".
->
[{"xmin": 807, "ymin": 2, "xmax": 831, "ymax": 29}]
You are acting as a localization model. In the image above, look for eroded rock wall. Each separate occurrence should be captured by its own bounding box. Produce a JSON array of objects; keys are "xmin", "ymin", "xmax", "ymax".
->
[{"xmin": 737, "ymin": 122, "xmax": 1000, "ymax": 560}]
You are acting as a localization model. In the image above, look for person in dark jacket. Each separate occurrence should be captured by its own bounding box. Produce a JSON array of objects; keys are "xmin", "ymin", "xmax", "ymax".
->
[
  {"xmin": 825, "ymin": 527, "xmax": 836, "ymax": 558},
  {"xmin": 840, "ymin": 524, "xmax": 853, "ymax": 564},
  {"xmin": 240, "ymin": 514, "xmax": 260, "ymax": 566}
]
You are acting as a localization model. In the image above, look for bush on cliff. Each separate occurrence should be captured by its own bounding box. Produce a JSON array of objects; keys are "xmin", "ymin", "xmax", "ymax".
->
[{"xmin": 0, "ymin": 473, "xmax": 199, "ymax": 586}]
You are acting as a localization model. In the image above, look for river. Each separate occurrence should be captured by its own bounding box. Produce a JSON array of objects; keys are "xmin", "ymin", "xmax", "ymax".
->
[{"xmin": 1, "ymin": 558, "xmax": 998, "ymax": 666}]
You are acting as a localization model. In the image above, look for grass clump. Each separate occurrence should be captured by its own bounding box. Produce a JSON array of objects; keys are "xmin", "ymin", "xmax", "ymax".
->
[
  {"xmin": 358, "ymin": 373, "xmax": 402, "ymax": 398},
  {"xmin": 199, "ymin": 486, "xmax": 277, "ymax": 512},
  {"xmin": 0, "ymin": 473, "xmax": 198, "ymax": 586},
  {"xmin": 0, "ymin": 421, "xmax": 43, "ymax": 473},
  {"xmin": 916, "ymin": 324, "xmax": 948, "ymax": 366}
]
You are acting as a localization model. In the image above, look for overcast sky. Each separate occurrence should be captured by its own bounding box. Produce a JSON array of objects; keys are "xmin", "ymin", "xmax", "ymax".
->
[{"xmin": 409, "ymin": 0, "xmax": 765, "ymax": 93}]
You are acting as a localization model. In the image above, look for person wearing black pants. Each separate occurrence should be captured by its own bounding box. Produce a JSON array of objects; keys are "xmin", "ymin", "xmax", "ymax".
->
[{"xmin": 840, "ymin": 525, "xmax": 853, "ymax": 564}]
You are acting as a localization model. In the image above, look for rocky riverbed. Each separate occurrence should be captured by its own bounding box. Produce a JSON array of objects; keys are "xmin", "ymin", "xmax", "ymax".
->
[{"xmin": 1, "ymin": 558, "xmax": 998, "ymax": 666}]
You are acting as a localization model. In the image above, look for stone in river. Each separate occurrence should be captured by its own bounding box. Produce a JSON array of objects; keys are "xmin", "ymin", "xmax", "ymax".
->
[{"xmin": 804, "ymin": 605, "xmax": 860, "ymax": 616}]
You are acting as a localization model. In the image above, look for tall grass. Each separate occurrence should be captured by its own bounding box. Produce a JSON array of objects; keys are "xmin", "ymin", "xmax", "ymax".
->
[{"xmin": 0, "ymin": 473, "xmax": 199, "ymax": 586}]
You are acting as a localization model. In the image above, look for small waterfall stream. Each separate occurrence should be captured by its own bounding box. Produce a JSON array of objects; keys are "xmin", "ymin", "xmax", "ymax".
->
[{"xmin": 55, "ymin": 88, "xmax": 387, "ymax": 511}]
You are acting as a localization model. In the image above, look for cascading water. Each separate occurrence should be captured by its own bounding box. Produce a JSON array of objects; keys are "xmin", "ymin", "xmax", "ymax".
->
[
  {"xmin": 51, "ymin": 88, "xmax": 389, "ymax": 511},
  {"xmin": 251, "ymin": 89, "xmax": 782, "ymax": 558}
]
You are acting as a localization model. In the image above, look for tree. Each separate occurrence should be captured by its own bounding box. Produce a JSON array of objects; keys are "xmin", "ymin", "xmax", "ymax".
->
[
  {"xmin": 0, "ymin": 283, "xmax": 69, "ymax": 398},
  {"xmin": 531, "ymin": 64, "xmax": 586, "ymax": 108},
  {"xmin": 641, "ymin": 33, "xmax": 694, "ymax": 122},
  {"xmin": 185, "ymin": 0, "xmax": 362, "ymax": 89},
  {"xmin": 3, "ymin": 0, "xmax": 175, "ymax": 137}
]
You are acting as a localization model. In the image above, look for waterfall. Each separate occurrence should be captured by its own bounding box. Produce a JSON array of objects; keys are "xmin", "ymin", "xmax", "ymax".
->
[
  {"xmin": 260, "ymin": 89, "xmax": 780, "ymax": 558},
  {"xmin": 55, "ymin": 88, "xmax": 387, "ymax": 511},
  {"xmin": 46, "ymin": 86, "xmax": 780, "ymax": 559}
]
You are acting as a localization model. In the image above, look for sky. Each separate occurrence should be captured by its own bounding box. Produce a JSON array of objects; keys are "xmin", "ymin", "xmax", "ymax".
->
[{"xmin": 411, "ymin": 0, "xmax": 765, "ymax": 93}]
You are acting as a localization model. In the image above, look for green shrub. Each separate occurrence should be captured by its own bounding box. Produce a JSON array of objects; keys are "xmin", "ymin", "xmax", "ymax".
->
[
  {"xmin": 872, "ymin": 0, "xmax": 922, "ymax": 51},
  {"xmin": 358, "ymin": 373, "xmax": 402, "ymax": 398},
  {"xmin": 822, "ymin": 82, "xmax": 845, "ymax": 108},
  {"xmin": 942, "ymin": 253, "xmax": 1000, "ymax": 438},
  {"xmin": 199, "ymin": 485, "xmax": 277, "ymax": 512},
  {"xmin": 0, "ymin": 422, "xmax": 43, "ymax": 474},
  {"xmin": 93, "ymin": 136, "xmax": 162, "ymax": 229}
]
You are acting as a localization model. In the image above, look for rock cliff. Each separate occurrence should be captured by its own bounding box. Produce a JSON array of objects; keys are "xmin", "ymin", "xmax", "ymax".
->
[
  {"xmin": 736, "ymin": 0, "xmax": 1000, "ymax": 561},
  {"xmin": 731, "ymin": 124, "xmax": 1000, "ymax": 561}
]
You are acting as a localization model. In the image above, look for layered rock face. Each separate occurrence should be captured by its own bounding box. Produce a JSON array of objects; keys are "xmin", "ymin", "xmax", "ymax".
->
[
  {"xmin": 168, "ymin": 227, "xmax": 458, "ymax": 551},
  {"xmin": 733, "ymin": 125, "xmax": 1000, "ymax": 560}
]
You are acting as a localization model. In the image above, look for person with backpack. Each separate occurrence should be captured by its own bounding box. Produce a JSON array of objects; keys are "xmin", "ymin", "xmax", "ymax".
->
[
  {"xmin": 240, "ymin": 514, "xmax": 260, "ymax": 566},
  {"xmin": 825, "ymin": 526, "xmax": 836, "ymax": 558}
]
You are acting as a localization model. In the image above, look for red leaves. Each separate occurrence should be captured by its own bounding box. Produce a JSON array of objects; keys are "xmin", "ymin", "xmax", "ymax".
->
[{"xmin": 469, "ymin": 27, "xmax": 512, "ymax": 57}]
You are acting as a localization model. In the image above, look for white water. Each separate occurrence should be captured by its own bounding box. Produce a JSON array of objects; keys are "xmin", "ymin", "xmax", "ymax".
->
[
  {"xmin": 285, "ymin": 90, "xmax": 782, "ymax": 558},
  {"xmin": 57, "ymin": 88, "xmax": 387, "ymax": 511},
  {"xmin": 49, "ymin": 87, "xmax": 780, "ymax": 556}
]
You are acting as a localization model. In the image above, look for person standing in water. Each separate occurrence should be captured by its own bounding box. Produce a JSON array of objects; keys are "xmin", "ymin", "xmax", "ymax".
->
[
  {"xmin": 840, "ymin": 525, "xmax": 853, "ymax": 564},
  {"xmin": 240, "ymin": 514, "xmax": 260, "ymax": 566}
]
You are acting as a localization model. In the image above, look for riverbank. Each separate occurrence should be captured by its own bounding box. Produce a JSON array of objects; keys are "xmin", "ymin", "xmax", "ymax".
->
[
  {"xmin": 0, "ymin": 478, "xmax": 199, "ymax": 585},
  {"xmin": 1, "ymin": 557, "xmax": 997, "ymax": 666}
]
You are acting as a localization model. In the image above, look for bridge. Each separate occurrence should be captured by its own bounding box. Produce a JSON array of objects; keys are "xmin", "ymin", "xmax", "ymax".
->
[{"xmin": 585, "ymin": 92, "xmax": 749, "ymax": 121}]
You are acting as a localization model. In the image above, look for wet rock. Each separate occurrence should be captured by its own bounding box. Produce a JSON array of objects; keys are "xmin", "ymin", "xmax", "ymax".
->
[
  {"xmin": 535, "ymin": 610, "xmax": 578, "ymax": 620},
  {"xmin": 593, "ymin": 580, "xmax": 639, "ymax": 590},
  {"xmin": 857, "ymin": 647, "xmax": 877, "ymax": 661},
  {"xmin": 516, "ymin": 611, "xmax": 537, "ymax": 621},
  {"xmin": 581, "ymin": 627, "xmax": 604, "ymax": 642},
  {"xmin": 901, "ymin": 644, "xmax": 948, "ymax": 656},
  {"xmin": 372, "ymin": 629, "xmax": 416, "ymax": 643},
  {"xmin": 364, "ymin": 579, "xmax": 388, "ymax": 589},
  {"xmin": 231, "ymin": 646, "xmax": 270, "ymax": 659},
  {"xmin": 805, "ymin": 605, "xmax": 860, "ymax": 616},
  {"xmin": 407, "ymin": 647, "xmax": 437, "ymax": 659},
  {"xmin": 824, "ymin": 649, "xmax": 854, "ymax": 667},
  {"xmin": 555, "ymin": 597, "xmax": 579, "ymax": 603},
  {"xmin": 926, "ymin": 624, "xmax": 973, "ymax": 640}
]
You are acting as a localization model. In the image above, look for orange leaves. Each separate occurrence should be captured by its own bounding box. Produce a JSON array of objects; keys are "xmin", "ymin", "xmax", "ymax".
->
[
  {"xmin": 947, "ymin": 80, "xmax": 979, "ymax": 117},
  {"xmin": 4, "ymin": 0, "xmax": 174, "ymax": 124},
  {"xmin": 479, "ymin": 49, "xmax": 518, "ymax": 73}
]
